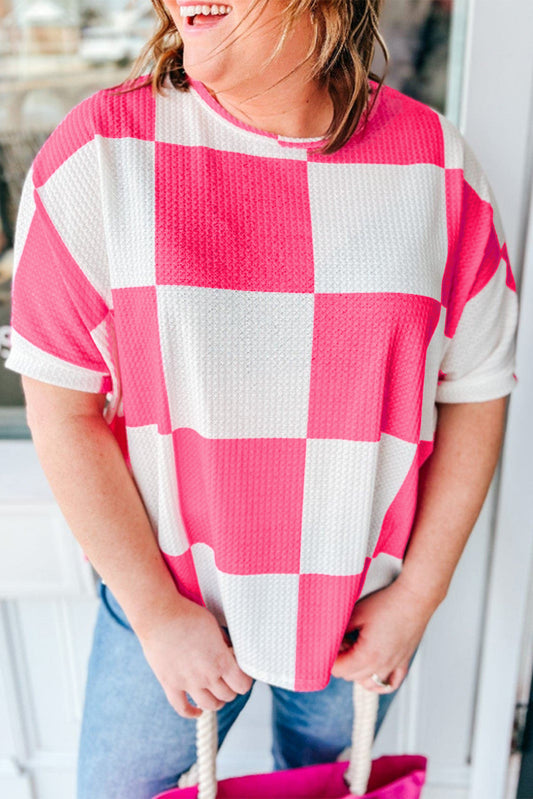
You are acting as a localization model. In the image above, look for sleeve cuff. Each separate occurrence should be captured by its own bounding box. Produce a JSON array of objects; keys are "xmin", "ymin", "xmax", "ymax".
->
[
  {"xmin": 435, "ymin": 370, "xmax": 518, "ymax": 403},
  {"xmin": 5, "ymin": 332, "xmax": 111, "ymax": 394}
]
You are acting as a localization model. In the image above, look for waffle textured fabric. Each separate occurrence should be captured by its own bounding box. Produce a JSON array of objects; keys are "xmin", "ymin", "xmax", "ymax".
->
[{"xmin": 6, "ymin": 73, "xmax": 520, "ymax": 690}]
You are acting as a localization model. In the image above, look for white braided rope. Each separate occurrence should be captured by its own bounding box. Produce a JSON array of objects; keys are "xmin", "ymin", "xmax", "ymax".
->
[
  {"xmin": 177, "ymin": 679, "xmax": 380, "ymax": 797},
  {"xmin": 343, "ymin": 681, "xmax": 379, "ymax": 794}
]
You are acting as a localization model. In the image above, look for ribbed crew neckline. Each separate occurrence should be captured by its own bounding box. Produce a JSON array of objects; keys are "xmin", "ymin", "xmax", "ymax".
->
[{"xmin": 186, "ymin": 76, "xmax": 330, "ymax": 150}]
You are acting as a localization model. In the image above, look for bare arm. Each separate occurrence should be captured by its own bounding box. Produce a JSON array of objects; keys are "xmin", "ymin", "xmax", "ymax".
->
[
  {"xmin": 22, "ymin": 375, "xmax": 253, "ymax": 716},
  {"xmin": 396, "ymin": 395, "xmax": 509, "ymax": 608},
  {"xmin": 22, "ymin": 375, "xmax": 184, "ymax": 636}
]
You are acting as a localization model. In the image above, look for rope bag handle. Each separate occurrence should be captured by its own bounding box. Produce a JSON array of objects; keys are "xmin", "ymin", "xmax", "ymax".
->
[{"xmin": 177, "ymin": 677, "xmax": 379, "ymax": 798}]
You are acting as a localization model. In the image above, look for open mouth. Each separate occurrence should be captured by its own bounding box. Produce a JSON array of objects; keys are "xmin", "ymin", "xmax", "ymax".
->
[
  {"xmin": 184, "ymin": 7, "xmax": 233, "ymax": 27},
  {"xmin": 187, "ymin": 14, "xmax": 229, "ymax": 25}
]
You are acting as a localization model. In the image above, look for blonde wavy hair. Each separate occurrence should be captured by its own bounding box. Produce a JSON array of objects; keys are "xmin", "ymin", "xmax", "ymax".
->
[{"xmin": 107, "ymin": 0, "xmax": 389, "ymax": 156}]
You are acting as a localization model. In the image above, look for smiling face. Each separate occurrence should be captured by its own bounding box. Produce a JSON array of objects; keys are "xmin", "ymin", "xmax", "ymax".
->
[{"xmin": 164, "ymin": 0, "xmax": 315, "ymax": 96}]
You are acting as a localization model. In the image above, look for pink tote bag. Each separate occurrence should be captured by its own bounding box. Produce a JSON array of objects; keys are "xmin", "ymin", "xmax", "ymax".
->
[{"xmin": 152, "ymin": 679, "xmax": 427, "ymax": 799}]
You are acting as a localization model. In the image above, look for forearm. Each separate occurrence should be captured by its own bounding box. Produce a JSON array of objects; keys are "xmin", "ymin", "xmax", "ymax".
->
[
  {"xmin": 397, "ymin": 396, "xmax": 509, "ymax": 609},
  {"xmin": 27, "ymin": 410, "xmax": 189, "ymax": 637}
]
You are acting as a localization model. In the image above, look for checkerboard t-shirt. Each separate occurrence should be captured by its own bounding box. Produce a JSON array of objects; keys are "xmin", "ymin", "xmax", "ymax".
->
[{"xmin": 5, "ymin": 73, "xmax": 519, "ymax": 690}]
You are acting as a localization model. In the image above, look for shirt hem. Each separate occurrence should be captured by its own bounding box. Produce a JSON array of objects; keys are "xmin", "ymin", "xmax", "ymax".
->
[{"xmin": 235, "ymin": 660, "xmax": 330, "ymax": 692}]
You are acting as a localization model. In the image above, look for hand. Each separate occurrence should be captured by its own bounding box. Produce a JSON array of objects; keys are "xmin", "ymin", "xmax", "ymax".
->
[
  {"xmin": 330, "ymin": 578, "xmax": 438, "ymax": 692},
  {"xmin": 137, "ymin": 597, "xmax": 253, "ymax": 719}
]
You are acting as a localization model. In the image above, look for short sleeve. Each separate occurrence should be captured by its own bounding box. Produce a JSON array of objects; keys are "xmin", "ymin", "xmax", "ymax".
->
[
  {"xmin": 435, "ymin": 139, "xmax": 519, "ymax": 403},
  {"xmin": 4, "ymin": 103, "xmax": 114, "ymax": 394}
]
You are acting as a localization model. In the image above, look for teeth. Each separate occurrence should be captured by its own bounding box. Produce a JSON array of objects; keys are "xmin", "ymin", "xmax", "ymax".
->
[{"xmin": 180, "ymin": 4, "xmax": 232, "ymax": 15}]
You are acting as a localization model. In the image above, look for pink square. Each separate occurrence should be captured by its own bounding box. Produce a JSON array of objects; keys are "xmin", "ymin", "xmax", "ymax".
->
[
  {"xmin": 308, "ymin": 293, "xmax": 441, "ymax": 444},
  {"xmin": 112, "ymin": 286, "xmax": 172, "ymax": 432},
  {"xmin": 161, "ymin": 548, "xmax": 205, "ymax": 607},
  {"xmin": 374, "ymin": 440, "xmax": 423, "ymax": 559},
  {"xmin": 96, "ymin": 78, "xmax": 155, "ymax": 141},
  {"xmin": 308, "ymin": 83, "xmax": 445, "ymax": 166},
  {"xmin": 502, "ymin": 243, "xmax": 516, "ymax": 292},
  {"xmin": 294, "ymin": 573, "xmax": 365, "ymax": 690},
  {"xmin": 12, "ymin": 192, "xmax": 108, "ymax": 372},
  {"xmin": 154, "ymin": 144, "xmax": 314, "ymax": 292},
  {"xmin": 171, "ymin": 428, "xmax": 307, "ymax": 575}
]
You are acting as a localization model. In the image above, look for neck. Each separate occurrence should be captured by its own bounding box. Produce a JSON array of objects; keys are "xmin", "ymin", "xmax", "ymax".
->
[{"xmin": 203, "ymin": 77, "xmax": 334, "ymax": 140}]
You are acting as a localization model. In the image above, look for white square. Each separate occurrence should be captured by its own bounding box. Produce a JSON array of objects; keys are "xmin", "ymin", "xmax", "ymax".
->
[
  {"xmin": 126, "ymin": 424, "xmax": 190, "ymax": 557},
  {"xmin": 300, "ymin": 434, "xmax": 417, "ymax": 575},
  {"xmin": 436, "ymin": 255, "xmax": 517, "ymax": 403},
  {"xmin": 96, "ymin": 137, "xmax": 156, "ymax": 288},
  {"xmin": 157, "ymin": 285, "xmax": 314, "ymax": 438},
  {"xmin": 39, "ymin": 139, "xmax": 113, "ymax": 307},
  {"xmin": 300, "ymin": 438, "xmax": 377, "ymax": 576},
  {"xmin": 218, "ymin": 569, "xmax": 300, "ymax": 688},
  {"xmin": 155, "ymin": 76, "xmax": 307, "ymax": 162},
  {"xmin": 190, "ymin": 542, "xmax": 227, "ymax": 629},
  {"xmin": 308, "ymin": 161, "xmax": 447, "ymax": 298},
  {"xmin": 359, "ymin": 552, "xmax": 403, "ymax": 599},
  {"xmin": 437, "ymin": 112, "xmax": 464, "ymax": 170},
  {"xmin": 14, "ymin": 166, "xmax": 36, "ymax": 270},
  {"xmin": 367, "ymin": 432, "xmax": 418, "ymax": 553}
]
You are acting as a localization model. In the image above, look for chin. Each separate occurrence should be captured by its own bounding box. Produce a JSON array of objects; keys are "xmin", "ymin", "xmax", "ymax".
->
[{"xmin": 183, "ymin": 59, "xmax": 228, "ymax": 88}]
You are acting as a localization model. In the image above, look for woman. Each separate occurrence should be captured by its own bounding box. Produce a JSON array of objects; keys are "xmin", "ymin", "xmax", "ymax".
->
[{"xmin": 5, "ymin": 1, "xmax": 519, "ymax": 797}]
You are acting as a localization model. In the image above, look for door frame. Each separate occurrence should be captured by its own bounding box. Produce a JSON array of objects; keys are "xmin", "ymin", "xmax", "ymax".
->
[{"xmin": 459, "ymin": 0, "xmax": 533, "ymax": 797}]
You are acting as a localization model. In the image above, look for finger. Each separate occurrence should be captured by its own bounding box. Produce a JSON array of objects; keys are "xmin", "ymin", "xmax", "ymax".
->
[
  {"xmin": 384, "ymin": 665, "xmax": 409, "ymax": 691},
  {"xmin": 357, "ymin": 675, "xmax": 395, "ymax": 694},
  {"xmin": 359, "ymin": 665, "xmax": 407, "ymax": 693},
  {"xmin": 223, "ymin": 654, "xmax": 254, "ymax": 695},
  {"xmin": 208, "ymin": 675, "xmax": 240, "ymax": 703},
  {"xmin": 332, "ymin": 649, "xmax": 373, "ymax": 681},
  {"xmin": 174, "ymin": 690, "xmax": 203, "ymax": 719},
  {"xmin": 194, "ymin": 687, "xmax": 227, "ymax": 712},
  {"xmin": 332, "ymin": 648, "xmax": 355, "ymax": 670}
]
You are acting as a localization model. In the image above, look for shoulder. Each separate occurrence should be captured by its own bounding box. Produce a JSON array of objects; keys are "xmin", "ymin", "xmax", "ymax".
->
[
  {"xmin": 382, "ymin": 84, "xmax": 490, "ymax": 192},
  {"xmin": 427, "ymin": 101, "xmax": 499, "ymax": 223},
  {"xmin": 92, "ymin": 74, "xmax": 157, "ymax": 142},
  {"xmin": 31, "ymin": 74, "xmax": 155, "ymax": 190},
  {"xmin": 367, "ymin": 82, "xmax": 498, "ymax": 208},
  {"xmin": 365, "ymin": 79, "xmax": 466, "ymax": 167}
]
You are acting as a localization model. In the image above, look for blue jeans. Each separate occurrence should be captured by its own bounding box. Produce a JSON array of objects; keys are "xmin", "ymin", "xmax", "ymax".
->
[{"xmin": 76, "ymin": 578, "xmax": 419, "ymax": 799}]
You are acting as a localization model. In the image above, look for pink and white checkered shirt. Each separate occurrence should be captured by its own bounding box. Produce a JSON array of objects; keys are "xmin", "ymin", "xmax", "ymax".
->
[{"xmin": 6, "ymin": 73, "xmax": 519, "ymax": 690}]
